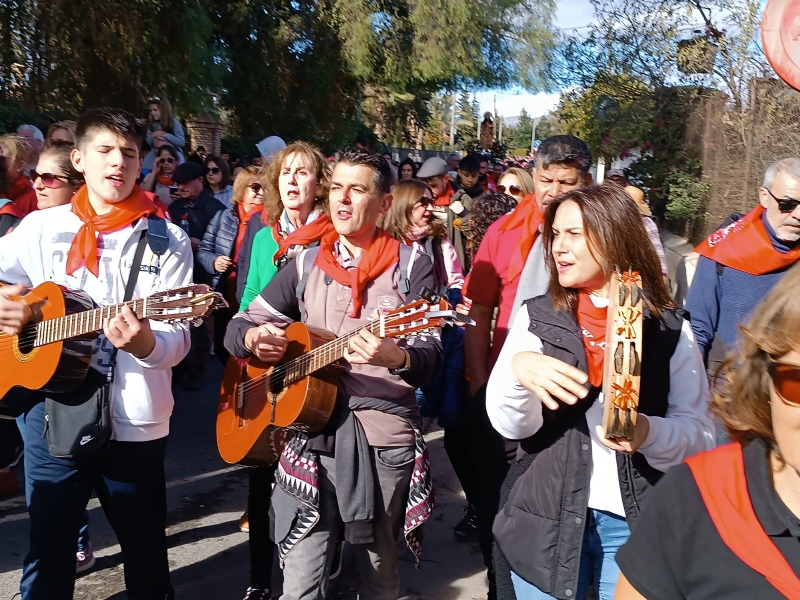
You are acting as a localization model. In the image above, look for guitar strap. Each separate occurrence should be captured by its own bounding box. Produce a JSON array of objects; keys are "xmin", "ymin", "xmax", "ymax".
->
[{"xmin": 106, "ymin": 230, "xmax": 148, "ymax": 384}]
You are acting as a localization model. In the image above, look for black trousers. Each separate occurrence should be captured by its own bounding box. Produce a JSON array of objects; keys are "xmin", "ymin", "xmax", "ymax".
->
[{"xmin": 248, "ymin": 464, "xmax": 278, "ymax": 590}]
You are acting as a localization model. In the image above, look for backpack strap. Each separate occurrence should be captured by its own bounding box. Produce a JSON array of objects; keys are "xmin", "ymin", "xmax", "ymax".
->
[
  {"xmin": 399, "ymin": 244, "xmax": 414, "ymax": 300},
  {"xmin": 296, "ymin": 247, "xmax": 322, "ymax": 323},
  {"xmin": 146, "ymin": 215, "xmax": 169, "ymax": 256}
]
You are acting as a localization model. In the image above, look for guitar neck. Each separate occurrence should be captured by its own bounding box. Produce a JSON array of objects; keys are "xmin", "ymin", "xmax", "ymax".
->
[
  {"xmin": 34, "ymin": 299, "xmax": 148, "ymax": 347},
  {"xmin": 280, "ymin": 320, "xmax": 384, "ymax": 386}
]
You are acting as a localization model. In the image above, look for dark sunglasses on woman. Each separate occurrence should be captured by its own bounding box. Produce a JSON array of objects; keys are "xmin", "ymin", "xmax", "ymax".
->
[
  {"xmin": 48, "ymin": 139, "xmax": 73, "ymax": 148},
  {"xmin": 248, "ymin": 183, "xmax": 263, "ymax": 194},
  {"xmin": 206, "ymin": 167, "xmax": 221, "ymax": 175},
  {"xmin": 158, "ymin": 157, "xmax": 176, "ymax": 165},
  {"xmin": 769, "ymin": 362, "xmax": 800, "ymax": 406},
  {"xmin": 415, "ymin": 197, "xmax": 433, "ymax": 207},
  {"xmin": 31, "ymin": 170, "xmax": 70, "ymax": 188},
  {"xmin": 497, "ymin": 184, "xmax": 523, "ymax": 196}
]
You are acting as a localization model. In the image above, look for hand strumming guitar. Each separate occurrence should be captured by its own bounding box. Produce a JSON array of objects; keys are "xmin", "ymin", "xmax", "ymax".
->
[
  {"xmin": 103, "ymin": 304, "xmax": 156, "ymax": 359},
  {"xmin": 0, "ymin": 284, "xmax": 32, "ymax": 336},
  {"xmin": 245, "ymin": 323, "xmax": 288, "ymax": 363},
  {"xmin": 344, "ymin": 328, "xmax": 407, "ymax": 370}
]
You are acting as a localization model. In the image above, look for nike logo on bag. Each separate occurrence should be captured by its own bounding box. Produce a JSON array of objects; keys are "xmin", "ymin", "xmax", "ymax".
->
[{"xmin": 80, "ymin": 436, "xmax": 94, "ymax": 446}]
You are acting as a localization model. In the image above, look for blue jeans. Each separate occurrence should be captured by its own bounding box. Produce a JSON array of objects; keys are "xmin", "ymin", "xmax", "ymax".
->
[
  {"xmin": 20, "ymin": 402, "xmax": 173, "ymax": 600},
  {"xmin": 16, "ymin": 413, "xmax": 92, "ymax": 553},
  {"xmin": 511, "ymin": 509, "xmax": 631, "ymax": 600}
]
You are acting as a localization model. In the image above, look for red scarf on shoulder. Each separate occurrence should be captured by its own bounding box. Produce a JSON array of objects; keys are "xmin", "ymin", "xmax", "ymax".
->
[
  {"xmin": 67, "ymin": 185, "xmax": 158, "ymax": 277},
  {"xmin": 576, "ymin": 292, "xmax": 607, "ymax": 387},
  {"xmin": 695, "ymin": 206, "xmax": 800, "ymax": 275},
  {"xmin": 9, "ymin": 175, "xmax": 37, "ymax": 216},
  {"xmin": 314, "ymin": 228, "xmax": 400, "ymax": 318},
  {"xmin": 499, "ymin": 193, "xmax": 544, "ymax": 283},
  {"xmin": 156, "ymin": 174, "xmax": 175, "ymax": 187},
  {"xmin": 272, "ymin": 213, "xmax": 337, "ymax": 264},
  {"xmin": 686, "ymin": 443, "xmax": 800, "ymax": 598},
  {"xmin": 434, "ymin": 182, "xmax": 455, "ymax": 207}
]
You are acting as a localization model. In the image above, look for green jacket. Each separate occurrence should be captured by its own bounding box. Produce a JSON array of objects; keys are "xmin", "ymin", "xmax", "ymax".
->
[{"xmin": 240, "ymin": 226, "xmax": 280, "ymax": 310}]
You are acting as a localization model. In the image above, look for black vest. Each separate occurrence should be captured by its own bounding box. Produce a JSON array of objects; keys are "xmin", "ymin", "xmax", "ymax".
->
[{"xmin": 493, "ymin": 293, "xmax": 684, "ymax": 599}]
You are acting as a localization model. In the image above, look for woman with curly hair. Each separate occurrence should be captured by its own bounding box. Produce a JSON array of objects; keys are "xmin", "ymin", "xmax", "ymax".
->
[
  {"xmin": 238, "ymin": 141, "xmax": 335, "ymax": 308},
  {"xmin": 398, "ymin": 157, "xmax": 418, "ymax": 181},
  {"xmin": 615, "ymin": 262, "xmax": 800, "ymax": 599},
  {"xmin": 465, "ymin": 191, "xmax": 518, "ymax": 264}
]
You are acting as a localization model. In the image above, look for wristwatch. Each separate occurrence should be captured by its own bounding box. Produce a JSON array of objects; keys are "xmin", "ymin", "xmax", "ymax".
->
[{"xmin": 390, "ymin": 349, "xmax": 412, "ymax": 375}]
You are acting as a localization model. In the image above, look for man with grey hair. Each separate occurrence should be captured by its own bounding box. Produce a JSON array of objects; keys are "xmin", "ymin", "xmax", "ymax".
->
[
  {"xmin": 687, "ymin": 157, "xmax": 800, "ymax": 366},
  {"xmin": 16, "ymin": 124, "xmax": 44, "ymax": 175}
]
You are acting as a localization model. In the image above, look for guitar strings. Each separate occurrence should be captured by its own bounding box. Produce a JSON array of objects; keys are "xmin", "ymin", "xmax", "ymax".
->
[{"xmin": 237, "ymin": 310, "xmax": 433, "ymax": 395}]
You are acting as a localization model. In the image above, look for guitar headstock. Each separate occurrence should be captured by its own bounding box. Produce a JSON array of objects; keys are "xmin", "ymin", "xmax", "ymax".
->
[
  {"xmin": 375, "ymin": 295, "xmax": 475, "ymax": 340},
  {"xmin": 140, "ymin": 285, "xmax": 229, "ymax": 326}
]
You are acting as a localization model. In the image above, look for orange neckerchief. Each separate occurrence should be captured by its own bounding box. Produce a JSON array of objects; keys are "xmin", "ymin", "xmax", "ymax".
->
[
  {"xmin": 314, "ymin": 228, "xmax": 401, "ymax": 318},
  {"xmin": 156, "ymin": 174, "xmax": 175, "ymax": 187},
  {"xmin": 576, "ymin": 292, "xmax": 607, "ymax": 387},
  {"xmin": 236, "ymin": 203, "xmax": 263, "ymax": 263},
  {"xmin": 67, "ymin": 185, "xmax": 157, "ymax": 277},
  {"xmin": 686, "ymin": 443, "xmax": 800, "ymax": 599},
  {"xmin": 695, "ymin": 206, "xmax": 800, "ymax": 275},
  {"xmin": 499, "ymin": 193, "xmax": 544, "ymax": 283},
  {"xmin": 272, "ymin": 213, "xmax": 337, "ymax": 265},
  {"xmin": 434, "ymin": 182, "xmax": 455, "ymax": 207}
]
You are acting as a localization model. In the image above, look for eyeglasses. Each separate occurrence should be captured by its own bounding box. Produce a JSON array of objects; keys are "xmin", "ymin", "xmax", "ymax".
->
[
  {"xmin": 497, "ymin": 184, "xmax": 523, "ymax": 196},
  {"xmin": 415, "ymin": 197, "xmax": 433, "ymax": 208},
  {"xmin": 158, "ymin": 157, "xmax": 176, "ymax": 165},
  {"xmin": 31, "ymin": 171, "xmax": 70, "ymax": 188},
  {"xmin": 48, "ymin": 139, "xmax": 73, "ymax": 148},
  {"xmin": 206, "ymin": 167, "xmax": 220, "ymax": 175},
  {"xmin": 764, "ymin": 188, "xmax": 800, "ymax": 213},
  {"xmin": 248, "ymin": 183, "xmax": 263, "ymax": 194},
  {"xmin": 769, "ymin": 362, "xmax": 800, "ymax": 406}
]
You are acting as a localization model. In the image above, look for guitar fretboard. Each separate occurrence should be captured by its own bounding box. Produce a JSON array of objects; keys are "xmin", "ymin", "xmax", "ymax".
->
[{"xmin": 34, "ymin": 299, "xmax": 148, "ymax": 347}]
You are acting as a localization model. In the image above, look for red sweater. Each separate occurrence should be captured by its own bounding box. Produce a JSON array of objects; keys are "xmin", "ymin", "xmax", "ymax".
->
[{"xmin": 9, "ymin": 176, "xmax": 38, "ymax": 216}]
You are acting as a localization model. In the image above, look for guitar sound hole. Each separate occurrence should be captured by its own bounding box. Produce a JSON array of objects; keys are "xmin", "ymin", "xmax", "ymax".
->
[
  {"xmin": 17, "ymin": 324, "xmax": 36, "ymax": 354},
  {"xmin": 268, "ymin": 371, "xmax": 285, "ymax": 396}
]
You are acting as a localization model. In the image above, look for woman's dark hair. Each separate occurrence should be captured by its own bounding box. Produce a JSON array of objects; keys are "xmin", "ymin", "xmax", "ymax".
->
[
  {"xmin": 543, "ymin": 184, "xmax": 674, "ymax": 315},
  {"xmin": 156, "ymin": 144, "xmax": 178, "ymax": 161},
  {"xmin": 466, "ymin": 191, "xmax": 517, "ymax": 262},
  {"xmin": 39, "ymin": 144, "xmax": 84, "ymax": 187},
  {"xmin": 398, "ymin": 157, "xmax": 418, "ymax": 179},
  {"xmin": 0, "ymin": 156, "xmax": 9, "ymax": 196},
  {"xmin": 203, "ymin": 154, "xmax": 231, "ymax": 190},
  {"xmin": 147, "ymin": 97, "xmax": 175, "ymax": 134}
]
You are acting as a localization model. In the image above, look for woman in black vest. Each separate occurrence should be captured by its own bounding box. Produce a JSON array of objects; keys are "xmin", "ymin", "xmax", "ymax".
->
[{"xmin": 487, "ymin": 185, "xmax": 714, "ymax": 600}]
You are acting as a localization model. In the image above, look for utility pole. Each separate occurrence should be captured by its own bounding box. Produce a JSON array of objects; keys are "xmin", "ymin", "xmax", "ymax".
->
[
  {"xmin": 531, "ymin": 116, "xmax": 542, "ymax": 154},
  {"xmin": 498, "ymin": 116, "xmax": 503, "ymax": 144},
  {"xmin": 449, "ymin": 90, "xmax": 456, "ymax": 151}
]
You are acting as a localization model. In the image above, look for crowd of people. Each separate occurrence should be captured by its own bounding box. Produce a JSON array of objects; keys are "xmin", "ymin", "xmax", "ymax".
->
[{"xmin": 0, "ymin": 97, "xmax": 798, "ymax": 600}]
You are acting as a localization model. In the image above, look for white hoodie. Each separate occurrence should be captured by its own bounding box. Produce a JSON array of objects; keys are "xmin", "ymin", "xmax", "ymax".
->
[{"xmin": 0, "ymin": 204, "xmax": 193, "ymax": 442}]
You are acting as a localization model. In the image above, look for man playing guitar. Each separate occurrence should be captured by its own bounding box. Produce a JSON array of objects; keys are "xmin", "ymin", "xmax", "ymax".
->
[
  {"xmin": 0, "ymin": 108, "xmax": 193, "ymax": 600},
  {"xmin": 225, "ymin": 148, "xmax": 442, "ymax": 600}
]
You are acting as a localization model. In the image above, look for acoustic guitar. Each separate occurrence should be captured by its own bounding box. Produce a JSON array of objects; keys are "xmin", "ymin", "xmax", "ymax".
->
[
  {"xmin": 217, "ymin": 294, "xmax": 471, "ymax": 466},
  {"xmin": 0, "ymin": 281, "xmax": 226, "ymax": 399}
]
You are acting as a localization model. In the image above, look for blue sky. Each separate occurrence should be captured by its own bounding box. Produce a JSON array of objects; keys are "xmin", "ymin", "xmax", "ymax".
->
[{"xmin": 476, "ymin": 0, "xmax": 595, "ymax": 118}]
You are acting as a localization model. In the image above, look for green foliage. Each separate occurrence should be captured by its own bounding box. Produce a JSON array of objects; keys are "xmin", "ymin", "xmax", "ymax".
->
[{"xmin": 663, "ymin": 164, "xmax": 710, "ymax": 219}]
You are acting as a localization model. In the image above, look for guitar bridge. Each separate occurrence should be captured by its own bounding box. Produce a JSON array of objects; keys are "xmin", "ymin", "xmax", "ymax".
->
[{"xmin": 237, "ymin": 382, "xmax": 245, "ymax": 428}]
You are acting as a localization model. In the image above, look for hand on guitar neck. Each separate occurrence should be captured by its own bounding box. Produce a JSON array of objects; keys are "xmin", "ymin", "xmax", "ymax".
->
[
  {"xmin": 344, "ymin": 328, "xmax": 407, "ymax": 370},
  {"xmin": 102, "ymin": 304, "xmax": 156, "ymax": 359},
  {"xmin": 0, "ymin": 284, "xmax": 33, "ymax": 336}
]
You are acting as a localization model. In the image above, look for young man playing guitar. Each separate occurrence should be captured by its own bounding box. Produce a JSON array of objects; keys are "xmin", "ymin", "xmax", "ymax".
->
[
  {"xmin": 0, "ymin": 108, "xmax": 193, "ymax": 600},
  {"xmin": 225, "ymin": 148, "xmax": 442, "ymax": 600}
]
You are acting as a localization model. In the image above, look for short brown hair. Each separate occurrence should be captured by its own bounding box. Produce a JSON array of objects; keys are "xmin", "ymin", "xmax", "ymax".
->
[
  {"xmin": 543, "ymin": 184, "xmax": 674, "ymax": 315},
  {"xmin": 231, "ymin": 166, "xmax": 268, "ymax": 205},
  {"xmin": 262, "ymin": 142, "xmax": 329, "ymax": 226},
  {"xmin": 378, "ymin": 179, "xmax": 445, "ymax": 241},
  {"xmin": 712, "ymin": 263, "xmax": 800, "ymax": 446}
]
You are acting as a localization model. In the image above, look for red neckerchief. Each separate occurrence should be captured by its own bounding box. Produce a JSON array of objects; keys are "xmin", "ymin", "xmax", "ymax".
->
[
  {"xmin": 235, "ymin": 204, "xmax": 263, "ymax": 263},
  {"xmin": 314, "ymin": 228, "xmax": 401, "ymax": 318},
  {"xmin": 695, "ymin": 206, "xmax": 800, "ymax": 275},
  {"xmin": 67, "ymin": 185, "xmax": 157, "ymax": 276},
  {"xmin": 156, "ymin": 174, "xmax": 175, "ymax": 186},
  {"xmin": 576, "ymin": 292, "xmax": 607, "ymax": 387},
  {"xmin": 272, "ymin": 213, "xmax": 337, "ymax": 264},
  {"xmin": 0, "ymin": 198, "xmax": 23, "ymax": 219},
  {"xmin": 499, "ymin": 193, "xmax": 544, "ymax": 283},
  {"xmin": 434, "ymin": 182, "xmax": 455, "ymax": 207},
  {"xmin": 9, "ymin": 175, "xmax": 37, "ymax": 215},
  {"xmin": 686, "ymin": 443, "xmax": 800, "ymax": 598}
]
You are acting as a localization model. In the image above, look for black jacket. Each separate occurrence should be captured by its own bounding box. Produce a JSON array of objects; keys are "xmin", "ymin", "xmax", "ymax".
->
[
  {"xmin": 196, "ymin": 206, "xmax": 240, "ymax": 290},
  {"xmin": 168, "ymin": 190, "xmax": 225, "ymax": 282},
  {"xmin": 493, "ymin": 294, "xmax": 684, "ymax": 599}
]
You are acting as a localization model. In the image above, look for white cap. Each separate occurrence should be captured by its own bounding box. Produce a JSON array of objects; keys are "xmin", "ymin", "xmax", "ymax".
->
[{"xmin": 255, "ymin": 136, "xmax": 287, "ymax": 163}]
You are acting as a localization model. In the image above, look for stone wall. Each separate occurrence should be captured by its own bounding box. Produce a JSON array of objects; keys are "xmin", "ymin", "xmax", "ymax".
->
[{"xmin": 185, "ymin": 114, "xmax": 224, "ymax": 155}]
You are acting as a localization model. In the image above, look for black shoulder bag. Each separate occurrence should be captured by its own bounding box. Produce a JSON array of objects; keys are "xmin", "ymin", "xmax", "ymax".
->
[{"xmin": 44, "ymin": 230, "xmax": 149, "ymax": 458}]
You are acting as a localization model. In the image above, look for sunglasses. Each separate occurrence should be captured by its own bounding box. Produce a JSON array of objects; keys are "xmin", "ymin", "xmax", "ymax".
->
[
  {"xmin": 769, "ymin": 362, "xmax": 800, "ymax": 406},
  {"xmin": 415, "ymin": 197, "xmax": 433, "ymax": 207},
  {"xmin": 764, "ymin": 188, "xmax": 800, "ymax": 214},
  {"xmin": 206, "ymin": 167, "xmax": 220, "ymax": 175},
  {"xmin": 248, "ymin": 183, "xmax": 264, "ymax": 194},
  {"xmin": 31, "ymin": 170, "xmax": 70, "ymax": 188},
  {"xmin": 48, "ymin": 139, "xmax": 73, "ymax": 148},
  {"xmin": 158, "ymin": 157, "xmax": 176, "ymax": 165},
  {"xmin": 497, "ymin": 184, "xmax": 523, "ymax": 196}
]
